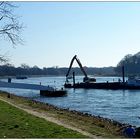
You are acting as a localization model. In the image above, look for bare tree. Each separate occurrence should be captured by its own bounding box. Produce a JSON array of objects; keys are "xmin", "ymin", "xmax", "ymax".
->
[{"xmin": 0, "ymin": 1, "xmax": 23, "ymax": 62}]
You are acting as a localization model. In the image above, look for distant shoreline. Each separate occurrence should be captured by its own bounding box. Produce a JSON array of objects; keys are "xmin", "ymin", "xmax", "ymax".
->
[{"xmin": 0, "ymin": 74, "xmax": 122, "ymax": 79}]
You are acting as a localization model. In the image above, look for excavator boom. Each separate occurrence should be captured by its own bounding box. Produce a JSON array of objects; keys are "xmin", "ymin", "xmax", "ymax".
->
[
  {"xmin": 66, "ymin": 55, "xmax": 77, "ymax": 77},
  {"xmin": 66, "ymin": 55, "xmax": 87, "ymax": 78},
  {"xmin": 66, "ymin": 55, "xmax": 96, "ymax": 83}
]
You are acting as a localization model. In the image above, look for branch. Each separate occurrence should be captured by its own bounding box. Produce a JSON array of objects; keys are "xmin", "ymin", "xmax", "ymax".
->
[
  {"xmin": 0, "ymin": 1, "xmax": 23, "ymax": 46},
  {"xmin": 0, "ymin": 23, "xmax": 21, "ymax": 32},
  {"xmin": 0, "ymin": 54, "xmax": 8, "ymax": 63},
  {"xmin": 0, "ymin": 16, "xmax": 3, "ymax": 20}
]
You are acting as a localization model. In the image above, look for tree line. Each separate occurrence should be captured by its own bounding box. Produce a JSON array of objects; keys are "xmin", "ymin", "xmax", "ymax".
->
[
  {"xmin": 1, "ymin": 51, "xmax": 140, "ymax": 77},
  {"xmin": 115, "ymin": 52, "xmax": 140, "ymax": 76},
  {"xmin": 0, "ymin": 63, "xmax": 116, "ymax": 76}
]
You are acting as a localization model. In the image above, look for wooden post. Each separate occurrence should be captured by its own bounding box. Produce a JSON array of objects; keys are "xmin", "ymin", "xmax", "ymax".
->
[
  {"xmin": 122, "ymin": 66, "xmax": 125, "ymax": 84},
  {"xmin": 73, "ymin": 72, "xmax": 75, "ymax": 86}
]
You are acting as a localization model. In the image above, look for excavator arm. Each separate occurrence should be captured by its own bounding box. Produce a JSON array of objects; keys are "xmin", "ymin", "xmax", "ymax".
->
[
  {"xmin": 66, "ymin": 55, "xmax": 87, "ymax": 78},
  {"xmin": 75, "ymin": 57, "xmax": 88, "ymax": 77},
  {"xmin": 66, "ymin": 55, "xmax": 77, "ymax": 77},
  {"xmin": 66, "ymin": 55, "xmax": 96, "ymax": 83}
]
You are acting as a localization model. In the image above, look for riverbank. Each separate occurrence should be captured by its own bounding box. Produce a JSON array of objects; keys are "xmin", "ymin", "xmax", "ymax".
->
[
  {"xmin": 0, "ymin": 91, "xmax": 126, "ymax": 138},
  {"xmin": 0, "ymin": 98, "xmax": 88, "ymax": 138}
]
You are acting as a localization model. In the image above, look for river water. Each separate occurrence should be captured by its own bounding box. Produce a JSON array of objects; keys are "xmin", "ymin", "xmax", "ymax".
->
[{"xmin": 0, "ymin": 76, "xmax": 140, "ymax": 127}]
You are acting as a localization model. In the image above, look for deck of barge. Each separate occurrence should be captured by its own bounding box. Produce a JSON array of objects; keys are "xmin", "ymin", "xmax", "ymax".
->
[{"xmin": 64, "ymin": 82, "xmax": 140, "ymax": 90}]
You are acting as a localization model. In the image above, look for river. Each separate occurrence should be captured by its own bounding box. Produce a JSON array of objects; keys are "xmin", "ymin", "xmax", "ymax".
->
[{"xmin": 0, "ymin": 76, "xmax": 140, "ymax": 127}]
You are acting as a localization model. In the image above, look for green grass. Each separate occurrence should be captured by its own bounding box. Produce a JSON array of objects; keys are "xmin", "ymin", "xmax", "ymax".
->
[
  {"xmin": 0, "ymin": 100, "xmax": 88, "ymax": 138},
  {"xmin": 0, "ymin": 92, "xmax": 125, "ymax": 138}
]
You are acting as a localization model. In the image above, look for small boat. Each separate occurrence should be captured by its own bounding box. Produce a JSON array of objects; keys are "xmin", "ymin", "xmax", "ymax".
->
[
  {"xmin": 40, "ymin": 88, "xmax": 67, "ymax": 97},
  {"xmin": 16, "ymin": 76, "xmax": 28, "ymax": 79},
  {"xmin": 127, "ymin": 76, "xmax": 140, "ymax": 86}
]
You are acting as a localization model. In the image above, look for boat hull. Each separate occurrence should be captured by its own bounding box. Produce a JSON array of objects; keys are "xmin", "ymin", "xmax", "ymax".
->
[
  {"xmin": 16, "ymin": 76, "xmax": 27, "ymax": 79},
  {"xmin": 64, "ymin": 82, "xmax": 140, "ymax": 90},
  {"xmin": 40, "ymin": 90, "xmax": 67, "ymax": 97}
]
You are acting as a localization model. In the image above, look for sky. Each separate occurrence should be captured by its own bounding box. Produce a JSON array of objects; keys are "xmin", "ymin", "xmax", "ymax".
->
[{"xmin": 1, "ymin": 2, "xmax": 140, "ymax": 68}]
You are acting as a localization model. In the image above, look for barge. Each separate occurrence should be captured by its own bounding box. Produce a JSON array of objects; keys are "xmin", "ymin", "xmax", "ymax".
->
[
  {"xmin": 0, "ymin": 80, "xmax": 67, "ymax": 97},
  {"xmin": 64, "ymin": 55, "xmax": 140, "ymax": 90},
  {"xmin": 40, "ymin": 89, "xmax": 67, "ymax": 97},
  {"xmin": 64, "ymin": 81, "xmax": 140, "ymax": 90}
]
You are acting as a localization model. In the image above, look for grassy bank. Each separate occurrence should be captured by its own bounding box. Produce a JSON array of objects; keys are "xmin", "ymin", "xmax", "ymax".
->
[
  {"xmin": 0, "ymin": 95, "xmax": 87, "ymax": 138},
  {"xmin": 0, "ymin": 91, "xmax": 125, "ymax": 138}
]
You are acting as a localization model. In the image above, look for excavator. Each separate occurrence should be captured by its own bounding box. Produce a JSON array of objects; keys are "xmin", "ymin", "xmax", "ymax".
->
[{"xmin": 66, "ymin": 55, "xmax": 96, "ymax": 83}]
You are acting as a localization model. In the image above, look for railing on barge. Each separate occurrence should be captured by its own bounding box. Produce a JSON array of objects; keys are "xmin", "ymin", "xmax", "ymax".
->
[{"xmin": 64, "ymin": 82, "xmax": 140, "ymax": 90}]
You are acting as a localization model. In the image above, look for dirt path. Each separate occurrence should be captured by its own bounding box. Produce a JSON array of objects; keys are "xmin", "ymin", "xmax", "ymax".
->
[{"xmin": 0, "ymin": 96, "xmax": 100, "ymax": 138}]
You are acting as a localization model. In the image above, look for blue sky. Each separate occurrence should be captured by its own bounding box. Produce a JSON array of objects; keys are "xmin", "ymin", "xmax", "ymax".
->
[{"xmin": 2, "ymin": 2, "xmax": 140, "ymax": 68}]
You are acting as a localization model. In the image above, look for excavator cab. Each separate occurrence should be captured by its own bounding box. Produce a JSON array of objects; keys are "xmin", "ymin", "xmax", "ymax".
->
[
  {"xmin": 83, "ymin": 76, "xmax": 96, "ymax": 83},
  {"xmin": 66, "ymin": 55, "xmax": 96, "ymax": 83}
]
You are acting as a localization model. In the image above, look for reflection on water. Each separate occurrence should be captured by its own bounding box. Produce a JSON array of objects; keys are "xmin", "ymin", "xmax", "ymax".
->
[{"xmin": 0, "ymin": 76, "xmax": 140, "ymax": 126}]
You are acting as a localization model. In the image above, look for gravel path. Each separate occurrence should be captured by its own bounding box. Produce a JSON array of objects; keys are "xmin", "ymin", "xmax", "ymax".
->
[{"xmin": 0, "ymin": 96, "xmax": 101, "ymax": 138}]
